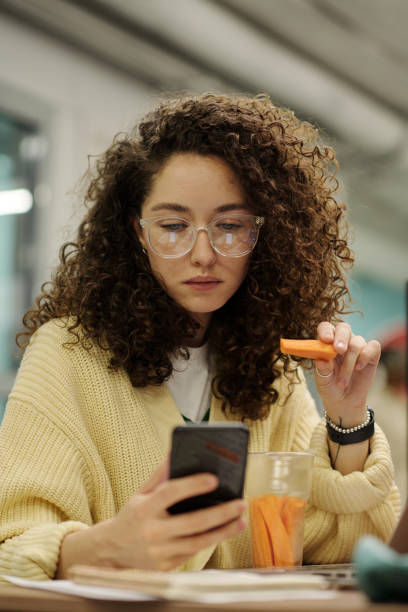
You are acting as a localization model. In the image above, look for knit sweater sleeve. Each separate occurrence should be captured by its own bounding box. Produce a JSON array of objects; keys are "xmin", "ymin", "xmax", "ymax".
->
[
  {"xmin": 0, "ymin": 324, "xmax": 98, "ymax": 580},
  {"xmin": 288, "ymin": 371, "xmax": 401, "ymax": 563}
]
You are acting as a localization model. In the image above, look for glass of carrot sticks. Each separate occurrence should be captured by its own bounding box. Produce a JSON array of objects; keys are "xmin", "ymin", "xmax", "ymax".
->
[{"xmin": 246, "ymin": 451, "xmax": 314, "ymax": 568}]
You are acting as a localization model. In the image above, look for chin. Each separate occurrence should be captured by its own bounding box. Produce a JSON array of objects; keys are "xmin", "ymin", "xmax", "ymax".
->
[{"xmin": 183, "ymin": 297, "xmax": 229, "ymax": 315}]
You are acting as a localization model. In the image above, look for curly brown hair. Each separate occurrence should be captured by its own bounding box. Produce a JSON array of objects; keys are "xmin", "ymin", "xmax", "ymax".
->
[{"xmin": 18, "ymin": 93, "xmax": 353, "ymax": 420}]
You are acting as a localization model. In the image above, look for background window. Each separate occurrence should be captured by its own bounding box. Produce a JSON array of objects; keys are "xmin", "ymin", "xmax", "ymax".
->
[{"xmin": 0, "ymin": 113, "xmax": 38, "ymax": 422}]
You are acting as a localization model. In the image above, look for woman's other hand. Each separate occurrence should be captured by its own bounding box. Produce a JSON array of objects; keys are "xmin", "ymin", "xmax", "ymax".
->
[
  {"xmin": 313, "ymin": 321, "xmax": 381, "ymax": 428},
  {"xmin": 57, "ymin": 458, "xmax": 246, "ymax": 576}
]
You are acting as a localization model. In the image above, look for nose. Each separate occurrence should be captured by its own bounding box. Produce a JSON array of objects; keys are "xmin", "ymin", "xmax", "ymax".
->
[{"xmin": 190, "ymin": 227, "xmax": 217, "ymax": 267}]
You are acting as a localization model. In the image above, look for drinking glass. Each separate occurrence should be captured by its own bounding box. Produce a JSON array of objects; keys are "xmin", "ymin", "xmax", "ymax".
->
[{"xmin": 245, "ymin": 451, "xmax": 314, "ymax": 568}]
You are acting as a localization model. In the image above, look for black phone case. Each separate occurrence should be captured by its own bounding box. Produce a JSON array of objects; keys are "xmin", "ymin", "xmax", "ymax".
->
[{"xmin": 167, "ymin": 423, "xmax": 249, "ymax": 514}]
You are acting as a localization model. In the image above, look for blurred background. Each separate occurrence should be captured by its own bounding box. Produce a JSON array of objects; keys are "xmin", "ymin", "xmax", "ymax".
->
[{"xmin": 0, "ymin": 0, "xmax": 406, "ymax": 496}]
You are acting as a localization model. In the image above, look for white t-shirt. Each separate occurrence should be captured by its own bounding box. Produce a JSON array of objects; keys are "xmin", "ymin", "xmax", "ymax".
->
[{"xmin": 166, "ymin": 344, "xmax": 211, "ymax": 422}]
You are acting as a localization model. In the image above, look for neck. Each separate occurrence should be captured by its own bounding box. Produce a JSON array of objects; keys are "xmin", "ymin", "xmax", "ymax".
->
[{"xmin": 184, "ymin": 313, "xmax": 212, "ymax": 347}]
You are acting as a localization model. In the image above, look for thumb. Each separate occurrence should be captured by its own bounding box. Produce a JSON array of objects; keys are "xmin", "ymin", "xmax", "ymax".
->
[{"xmin": 139, "ymin": 456, "xmax": 170, "ymax": 494}]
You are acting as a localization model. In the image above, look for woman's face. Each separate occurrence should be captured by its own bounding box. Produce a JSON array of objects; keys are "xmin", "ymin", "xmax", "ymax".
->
[{"xmin": 135, "ymin": 153, "xmax": 252, "ymax": 335}]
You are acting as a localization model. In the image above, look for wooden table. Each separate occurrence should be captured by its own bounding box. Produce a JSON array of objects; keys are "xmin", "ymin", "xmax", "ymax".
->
[{"xmin": 0, "ymin": 583, "xmax": 407, "ymax": 612}]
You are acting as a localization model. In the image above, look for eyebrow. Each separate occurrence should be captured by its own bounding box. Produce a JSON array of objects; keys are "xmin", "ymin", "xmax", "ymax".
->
[{"xmin": 149, "ymin": 202, "xmax": 248, "ymax": 214}]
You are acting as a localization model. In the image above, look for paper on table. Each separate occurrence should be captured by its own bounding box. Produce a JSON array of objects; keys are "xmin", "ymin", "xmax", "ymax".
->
[
  {"xmin": 69, "ymin": 565, "xmax": 329, "ymax": 594},
  {"xmin": 1, "ymin": 575, "xmax": 155, "ymax": 601},
  {"xmin": 2, "ymin": 573, "xmax": 337, "ymax": 603},
  {"xmin": 42, "ymin": 565, "xmax": 335, "ymax": 603}
]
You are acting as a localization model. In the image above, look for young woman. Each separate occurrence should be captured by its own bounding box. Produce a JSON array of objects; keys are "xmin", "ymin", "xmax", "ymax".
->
[{"xmin": 0, "ymin": 94, "xmax": 399, "ymax": 580}]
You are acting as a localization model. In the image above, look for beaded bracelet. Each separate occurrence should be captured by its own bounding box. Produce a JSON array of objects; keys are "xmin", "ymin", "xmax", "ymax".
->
[{"xmin": 325, "ymin": 408, "xmax": 375, "ymax": 445}]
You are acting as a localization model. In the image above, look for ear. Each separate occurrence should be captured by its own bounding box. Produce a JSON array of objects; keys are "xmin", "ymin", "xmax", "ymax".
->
[{"xmin": 131, "ymin": 217, "xmax": 147, "ymax": 250}]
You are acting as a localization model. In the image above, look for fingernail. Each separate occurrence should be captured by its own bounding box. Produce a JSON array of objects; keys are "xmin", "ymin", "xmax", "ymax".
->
[
  {"xmin": 356, "ymin": 362, "xmax": 364, "ymax": 370},
  {"xmin": 337, "ymin": 378, "xmax": 347, "ymax": 388},
  {"xmin": 336, "ymin": 341, "xmax": 346, "ymax": 350},
  {"xmin": 238, "ymin": 517, "xmax": 247, "ymax": 529},
  {"xmin": 206, "ymin": 475, "xmax": 218, "ymax": 487}
]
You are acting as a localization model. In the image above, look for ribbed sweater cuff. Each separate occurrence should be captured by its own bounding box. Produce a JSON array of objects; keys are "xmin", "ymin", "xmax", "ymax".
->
[
  {"xmin": 309, "ymin": 419, "xmax": 395, "ymax": 514},
  {"xmin": 0, "ymin": 521, "xmax": 87, "ymax": 581}
]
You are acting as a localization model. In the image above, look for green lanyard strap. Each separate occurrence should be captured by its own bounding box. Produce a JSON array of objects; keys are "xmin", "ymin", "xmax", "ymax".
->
[{"xmin": 181, "ymin": 407, "xmax": 210, "ymax": 423}]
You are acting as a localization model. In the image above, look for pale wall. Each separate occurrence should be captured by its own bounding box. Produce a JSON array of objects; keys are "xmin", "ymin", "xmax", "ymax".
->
[{"xmin": 0, "ymin": 12, "xmax": 154, "ymax": 293}]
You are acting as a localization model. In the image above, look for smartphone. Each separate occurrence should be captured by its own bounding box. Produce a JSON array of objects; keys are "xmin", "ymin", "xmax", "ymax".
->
[{"xmin": 167, "ymin": 422, "xmax": 249, "ymax": 514}]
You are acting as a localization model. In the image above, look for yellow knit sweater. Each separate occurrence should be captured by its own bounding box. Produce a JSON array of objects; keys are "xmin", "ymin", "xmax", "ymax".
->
[{"xmin": 0, "ymin": 320, "xmax": 400, "ymax": 580}]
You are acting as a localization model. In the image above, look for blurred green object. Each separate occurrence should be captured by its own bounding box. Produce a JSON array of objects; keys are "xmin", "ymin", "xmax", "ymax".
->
[{"xmin": 353, "ymin": 535, "xmax": 408, "ymax": 602}]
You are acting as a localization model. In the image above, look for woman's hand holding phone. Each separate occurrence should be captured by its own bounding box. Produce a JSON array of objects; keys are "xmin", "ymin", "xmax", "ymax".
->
[
  {"xmin": 110, "ymin": 459, "xmax": 247, "ymax": 570},
  {"xmin": 57, "ymin": 458, "xmax": 246, "ymax": 576}
]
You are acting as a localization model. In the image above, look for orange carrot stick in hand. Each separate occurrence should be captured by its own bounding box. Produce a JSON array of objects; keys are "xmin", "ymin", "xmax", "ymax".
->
[{"xmin": 280, "ymin": 339, "xmax": 337, "ymax": 361}]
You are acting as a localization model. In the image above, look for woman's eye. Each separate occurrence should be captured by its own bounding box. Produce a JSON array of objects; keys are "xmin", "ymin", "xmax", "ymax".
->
[
  {"xmin": 161, "ymin": 223, "xmax": 188, "ymax": 231},
  {"xmin": 217, "ymin": 223, "xmax": 242, "ymax": 231}
]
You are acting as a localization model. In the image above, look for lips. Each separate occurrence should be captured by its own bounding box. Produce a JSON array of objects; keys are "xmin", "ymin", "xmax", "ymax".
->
[
  {"xmin": 184, "ymin": 276, "xmax": 221, "ymax": 284},
  {"xmin": 184, "ymin": 276, "xmax": 223, "ymax": 291}
]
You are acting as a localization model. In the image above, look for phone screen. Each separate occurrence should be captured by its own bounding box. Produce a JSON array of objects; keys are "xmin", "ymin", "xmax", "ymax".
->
[{"xmin": 167, "ymin": 423, "xmax": 249, "ymax": 514}]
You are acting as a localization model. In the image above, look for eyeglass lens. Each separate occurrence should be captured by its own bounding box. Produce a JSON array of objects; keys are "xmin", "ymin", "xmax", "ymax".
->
[{"xmin": 147, "ymin": 215, "xmax": 259, "ymax": 257}]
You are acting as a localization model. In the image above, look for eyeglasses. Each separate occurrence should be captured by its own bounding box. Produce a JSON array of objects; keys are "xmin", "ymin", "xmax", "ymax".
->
[{"xmin": 139, "ymin": 214, "xmax": 264, "ymax": 258}]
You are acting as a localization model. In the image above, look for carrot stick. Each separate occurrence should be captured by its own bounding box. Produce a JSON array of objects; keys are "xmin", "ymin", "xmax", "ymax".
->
[
  {"xmin": 250, "ymin": 494, "xmax": 308, "ymax": 568},
  {"xmin": 258, "ymin": 494, "xmax": 294, "ymax": 567},
  {"xmin": 281, "ymin": 496, "xmax": 306, "ymax": 534},
  {"xmin": 249, "ymin": 498, "xmax": 274, "ymax": 567},
  {"xmin": 281, "ymin": 496, "xmax": 306, "ymax": 564},
  {"xmin": 280, "ymin": 338, "xmax": 337, "ymax": 361}
]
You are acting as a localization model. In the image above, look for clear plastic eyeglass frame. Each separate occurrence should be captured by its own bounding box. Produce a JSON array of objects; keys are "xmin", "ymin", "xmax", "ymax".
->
[{"xmin": 139, "ymin": 214, "xmax": 265, "ymax": 258}]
